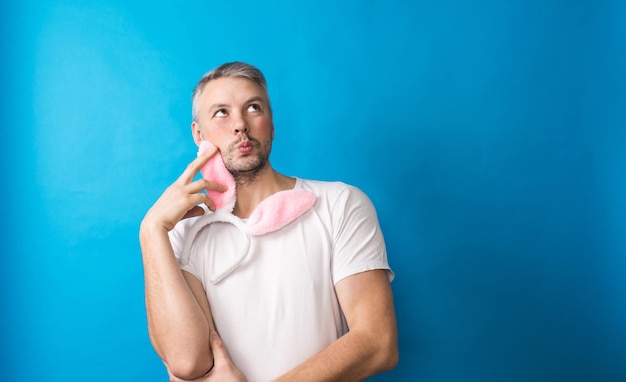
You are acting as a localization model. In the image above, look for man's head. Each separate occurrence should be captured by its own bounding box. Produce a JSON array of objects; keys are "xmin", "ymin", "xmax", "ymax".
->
[
  {"xmin": 192, "ymin": 62, "xmax": 271, "ymax": 122},
  {"xmin": 191, "ymin": 62, "xmax": 274, "ymax": 184}
]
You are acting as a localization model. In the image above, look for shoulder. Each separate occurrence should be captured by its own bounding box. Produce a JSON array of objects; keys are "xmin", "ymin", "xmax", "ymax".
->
[
  {"xmin": 297, "ymin": 178, "xmax": 365, "ymax": 198},
  {"xmin": 296, "ymin": 178, "xmax": 375, "ymax": 212}
]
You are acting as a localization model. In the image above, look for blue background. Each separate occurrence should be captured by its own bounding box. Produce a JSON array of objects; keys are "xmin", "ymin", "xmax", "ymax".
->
[{"xmin": 2, "ymin": 0, "xmax": 625, "ymax": 381}]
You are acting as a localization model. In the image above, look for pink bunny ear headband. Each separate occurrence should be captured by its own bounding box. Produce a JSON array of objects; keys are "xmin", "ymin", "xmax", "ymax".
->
[{"xmin": 180, "ymin": 141, "xmax": 316, "ymax": 284}]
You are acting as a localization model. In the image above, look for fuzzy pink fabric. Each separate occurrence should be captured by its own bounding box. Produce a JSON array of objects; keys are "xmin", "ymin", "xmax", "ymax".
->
[
  {"xmin": 197, "ymin": 140, "xmax": 316, "ymax": 234},
  {"xmin": 198, "ymin": 141, "xmax": 236, "ymax": 210},
  {"xmin": 248, "ymin": 189, "xmax": 317, "ymax": 235}
]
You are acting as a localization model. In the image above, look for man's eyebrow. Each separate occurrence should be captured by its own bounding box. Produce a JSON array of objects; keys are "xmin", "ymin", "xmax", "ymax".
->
[
  {"xmin": 245, "ymin": 96, "xmax": 267, "ymax": 105},
  {"xmin": 208, "ymin": 103, "xmax": 229, "ymax": 113},
  {"xmin": 208, "ymin": 97, "xmax": 266, "ymax": 112}
]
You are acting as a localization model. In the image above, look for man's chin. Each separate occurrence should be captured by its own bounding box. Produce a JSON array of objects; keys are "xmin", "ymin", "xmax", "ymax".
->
[
  {"xmin": 227, "ymin": 160, "xmax": 259, "ymax": 173},
  {"xmin": 227, "ymin": 161, "xmax": 260, "ymax": 174}
]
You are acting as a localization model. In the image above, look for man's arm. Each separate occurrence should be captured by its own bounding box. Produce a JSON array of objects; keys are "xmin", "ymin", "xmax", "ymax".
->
[
  {"xmin": 167, "ymin": 330, "xmax": 247, "ymax": 382},
  {"xmin": 140, "ymin": 150, "xmax": 224, "ymax": 380},
  {"xmin": 273, "ymin": 269, "xmax": 398, "ymax": 381}
]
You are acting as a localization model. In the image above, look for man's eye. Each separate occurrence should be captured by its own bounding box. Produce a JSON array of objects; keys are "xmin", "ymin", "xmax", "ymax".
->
[
  {"xmin": 247, "ymin": 104, "xmax": 261, "ymax": 112},
  {"xmin": 214, "ymin": 109, "xmax": 228, "ymax": 117}
]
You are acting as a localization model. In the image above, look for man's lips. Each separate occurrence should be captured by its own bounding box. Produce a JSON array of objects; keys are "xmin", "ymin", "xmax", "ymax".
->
[{"xmin": 237, "ymin": 140, "xmax": 253, "ymax": 154}]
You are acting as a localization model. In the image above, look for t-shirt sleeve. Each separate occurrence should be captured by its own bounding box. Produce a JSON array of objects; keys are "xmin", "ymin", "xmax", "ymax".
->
[{"xmin": 331, "ymin": 185, "xmax": 394, "ymax": 284}]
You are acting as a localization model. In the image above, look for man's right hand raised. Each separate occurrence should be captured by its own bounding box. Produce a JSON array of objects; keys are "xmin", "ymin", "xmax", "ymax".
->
[
  {"xmin": 139, "ymin": 147, "xmax": 226, "ymax": 376},
  {"xmin": 141, "ymin": 146, "xmax": 228, "ymax": 232}
]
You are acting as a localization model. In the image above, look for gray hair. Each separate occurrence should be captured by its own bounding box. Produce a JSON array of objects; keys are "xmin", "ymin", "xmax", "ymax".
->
[{"xmin": 191, "ymin": 62, "xmax": 271, "ymax": 121}]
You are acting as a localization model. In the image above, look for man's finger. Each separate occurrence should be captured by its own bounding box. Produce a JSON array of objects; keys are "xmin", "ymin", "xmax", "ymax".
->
[
  {"xmin": 182, "ymin": 205, "xmax": 208, "ymax": 220},
  {"xmin": 210, "ymin": 331, "xmax": 231, "ymax": 361},
  {"xmin": 186, "ymin": 178, "xmax": 228, "ymax": 195},
  {"xmin": 178, "ymin": 146, "xmax": 218, "ymax": 184}
]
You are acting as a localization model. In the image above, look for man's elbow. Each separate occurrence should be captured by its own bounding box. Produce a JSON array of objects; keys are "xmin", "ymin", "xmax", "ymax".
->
[
  {"xmin": 377, "ymin": 342, "xmax": 399, "ymax": 372},
  {"xmin": 373, "ymin": 333, "xmax": 399, "ymax": 372},
  {"xmin": 167, "ymin": 356, "xmax": 214, "ymax": 381},
  {"xmin": 384, "ymin": 346, "xmax": 400, "ymax": 371}
]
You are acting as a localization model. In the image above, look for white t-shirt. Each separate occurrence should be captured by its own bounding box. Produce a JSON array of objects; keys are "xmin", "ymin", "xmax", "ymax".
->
[{"xmin": 169, "ymin": 178, "xmax": 393, "ymax": 382}]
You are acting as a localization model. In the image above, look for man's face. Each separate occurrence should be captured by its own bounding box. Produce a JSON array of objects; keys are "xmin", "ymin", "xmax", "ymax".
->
[{"xmin": 192, "ymin": 77, "xmax": 274, "ymax": 176}]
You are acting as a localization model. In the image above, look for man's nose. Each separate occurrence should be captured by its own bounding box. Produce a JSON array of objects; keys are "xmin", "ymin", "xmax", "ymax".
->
[{"xmin": 232, "ymin": 115, "xmax": 249, "ymax": 135}]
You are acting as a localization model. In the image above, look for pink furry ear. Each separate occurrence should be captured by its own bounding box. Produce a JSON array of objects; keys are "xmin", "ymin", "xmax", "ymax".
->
[
  {"xmin": 248, "ymin": 190, "xmax": 316, "ymax": 235},
  {"xmin": 198, "ymin": 141, "xmax": 236, "ymax": 210}
]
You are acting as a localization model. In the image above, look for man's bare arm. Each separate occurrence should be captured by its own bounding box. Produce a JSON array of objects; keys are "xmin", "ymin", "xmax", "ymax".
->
[
  {"xmin": 273, "ymin": 269, "xmax": 398, "ymax": 381},
  {"xmin": 140, "ymin": 150, "xmax": 224, "ymax": 380}
]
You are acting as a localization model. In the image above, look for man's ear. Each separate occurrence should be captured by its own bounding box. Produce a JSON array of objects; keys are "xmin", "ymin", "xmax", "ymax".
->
[{"xmin": 191, "ymin": 121, "xmax": 203, "ymax": 146}]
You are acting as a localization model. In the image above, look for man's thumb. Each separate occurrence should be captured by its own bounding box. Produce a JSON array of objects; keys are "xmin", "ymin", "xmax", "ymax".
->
[{"xmin": 210, "ymin": 331, "xmax": 228, "ymax": 359}]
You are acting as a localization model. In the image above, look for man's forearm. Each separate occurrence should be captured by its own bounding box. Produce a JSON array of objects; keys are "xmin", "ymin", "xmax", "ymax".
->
[
  {"xmin": 140, "ymin": 222, "xmax": 213, "ymax": 379},
  {"xmin": 274, "ymin": 270, "xmax": 398, "ymax": 382},
  {"xmin": 273, "ymin": 328, "xmax": 398, "ymax": 382}
]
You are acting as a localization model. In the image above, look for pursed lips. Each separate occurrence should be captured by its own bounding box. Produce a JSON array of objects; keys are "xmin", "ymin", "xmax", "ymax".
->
[{"xmin": 232, "ymin": 136, "xmax": 256, "ymax": 155}]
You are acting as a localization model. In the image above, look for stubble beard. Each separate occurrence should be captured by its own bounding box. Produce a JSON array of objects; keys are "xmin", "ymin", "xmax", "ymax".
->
[{"xmin": 223, "ymin": 135, "xmax": 272, "ymax": 185}]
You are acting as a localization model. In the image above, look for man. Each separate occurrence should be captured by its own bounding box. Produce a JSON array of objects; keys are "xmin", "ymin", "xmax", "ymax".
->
[{"xmin": 140, "ymin": 62, "xmax": 398, "ymax": 381}]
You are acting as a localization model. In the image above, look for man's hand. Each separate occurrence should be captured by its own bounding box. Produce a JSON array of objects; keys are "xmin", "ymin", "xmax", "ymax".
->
[
  {"xmin": 142, "ymin": 147, "xmax": 228, "ymax": 232},
  {"xmin": 167, "ymin": 332, "xmax": 247, "ymax": 382}
]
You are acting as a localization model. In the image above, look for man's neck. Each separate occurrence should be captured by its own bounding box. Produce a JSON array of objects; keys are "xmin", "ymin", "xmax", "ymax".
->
[{"xmin": 232, "ymin": 165, "xmax": 296, "ymax": 219}]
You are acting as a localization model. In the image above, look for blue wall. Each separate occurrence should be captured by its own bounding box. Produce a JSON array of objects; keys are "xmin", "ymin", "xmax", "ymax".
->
[{"xmin": 2, "ymin": 1, "xmax": 625, "ymax": 381}]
